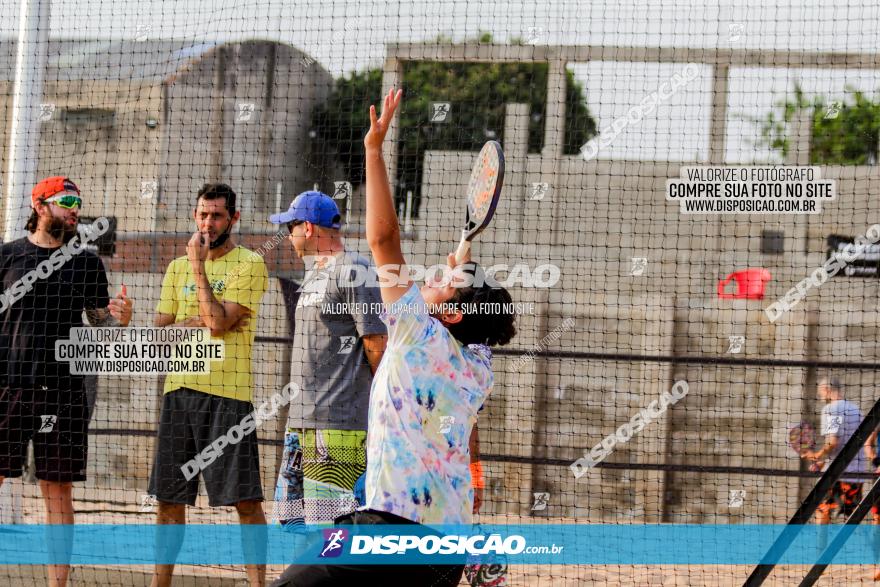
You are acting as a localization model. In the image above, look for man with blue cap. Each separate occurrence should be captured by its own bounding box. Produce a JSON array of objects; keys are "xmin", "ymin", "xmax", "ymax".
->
[{"xmin": 269, "ymin": 190, "xmax": 387, "ymax": 528}]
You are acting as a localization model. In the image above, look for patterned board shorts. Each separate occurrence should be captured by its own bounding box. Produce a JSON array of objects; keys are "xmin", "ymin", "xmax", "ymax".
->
[
  {"xmin": 819, "ymin": 481, "xmax": 863, "ymax": 517},
  {"xmin": 464, "ymin": 523, "xmax": 509, "ymax": 587},
  {"xmin": 272, "ymin": 428, "xmax": 367, "ymax": 527}
]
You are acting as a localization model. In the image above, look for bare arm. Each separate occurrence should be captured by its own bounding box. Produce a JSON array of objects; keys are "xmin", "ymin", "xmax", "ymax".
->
[
  {"xmin": 470, "ymin": 423, "xmax": 480, "ymax": 462},
  {"xmin": 155, "ymin": 313, "xmax": 175, "ymax": 327},
  {"xmin": 806, "ymin": 435, "xmax": 839, "ymax": 462},
  {"xmin": 155, "ymin": 313, "xmax": 204, "ymax": 328},
  {"xmin": 867, "ymin": 430, "xmax": 878, "ymax": 464},
  {"xmin": 154, "ymin": 312, "xmax": 249, "ymax": 332},
  {"xmin": 470, "ymin": 423, "xmax": 483, "ymax": 513},
  {"xmin": 184, "ymin": 232, "xmax": 252, "ymax": 336},
  {"xmin": 364, "ymin": 88, "xmax": 410, "ymax": 305},
  {"xmin": 362, "ymin": 334, "xmax": 387, "ymax": 375},
  {"xmin": 192, "ymin": 270, "xmax": 251, "ymax": 336}
]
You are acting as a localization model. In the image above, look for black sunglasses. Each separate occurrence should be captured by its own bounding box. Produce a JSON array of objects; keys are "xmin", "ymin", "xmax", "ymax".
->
[{"xmin": 287, "ymin": 220, "xmax": 305, "ymax": 233}]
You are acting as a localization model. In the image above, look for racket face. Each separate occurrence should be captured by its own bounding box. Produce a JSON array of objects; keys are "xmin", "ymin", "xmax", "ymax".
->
[
  {"xmin": 788, "ymin": 422, "xmax": 816, "ymax": 454},
  {"xmin": 464, "ymin": 141, "xmax": 504, "ymax": 237}
]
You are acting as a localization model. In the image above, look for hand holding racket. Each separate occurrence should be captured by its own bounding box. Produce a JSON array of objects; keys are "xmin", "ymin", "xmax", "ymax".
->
[
  {"xmin": 455, "ymin": 141, "xmax": 505, "ymax": 264},
  {"xmin": 788, "ymin": 422, "xmax": 816, "ymax": 458}
]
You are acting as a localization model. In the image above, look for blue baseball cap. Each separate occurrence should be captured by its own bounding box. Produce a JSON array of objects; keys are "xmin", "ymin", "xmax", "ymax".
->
[{"xmin": 269, "ymin": 190, "xmax": 342, "ymax": 229}]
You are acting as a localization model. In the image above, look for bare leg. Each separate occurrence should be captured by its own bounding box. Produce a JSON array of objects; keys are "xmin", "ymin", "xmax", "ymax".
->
[
  {"xmin": 39, "ymin": 480, "xmax": 74, "ymax": 587},
  {"xmin": 150, "ymin": 502, "xmax": 185, "ymax": 587},
  {"xmin": 236, "ymin": 500, "xmax": 267, "ymax": 587},
  {"xmin": 813, "ymin": 504, "xmax": 833, "ymax": 560}
]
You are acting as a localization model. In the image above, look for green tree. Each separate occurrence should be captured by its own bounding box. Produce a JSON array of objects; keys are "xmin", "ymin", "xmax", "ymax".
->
[
  {"xmin": 758, "ymin": 84, "xmax": 880, "ymax": 164},
  {"xmin": 310, "ymin": 57, "xmax": 596, "ymax": 212}
]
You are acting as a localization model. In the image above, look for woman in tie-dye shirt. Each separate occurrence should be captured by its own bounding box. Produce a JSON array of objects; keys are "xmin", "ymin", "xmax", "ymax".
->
[
  {"xmin": 358, "ymin": 90, "xmax": 517, "ymax": 530},
  {"xmin": 362, "ymin": 280, "xmax": 498, "ymax": 525},
  {"xmin": 271, "ymin": 89, "xmax": 517, "ymax": 587}
]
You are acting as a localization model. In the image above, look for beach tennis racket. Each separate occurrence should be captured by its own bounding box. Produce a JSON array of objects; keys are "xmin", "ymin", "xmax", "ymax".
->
[
  {"xmin": 455, "ymin": 141, "xmax": 505, "ymax": 264},
  {"xmin": 788, "ymin": 422, "xmax": 816, "ymax": 456}
]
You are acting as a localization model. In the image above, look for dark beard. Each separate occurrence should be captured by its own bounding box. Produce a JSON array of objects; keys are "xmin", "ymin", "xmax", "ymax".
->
[
  {"xmin": 47, "ymin": 216, "xmax": 78, "ymax": 243},
  {"xmin": 209, "ymin": 221, "xmax": 233, "ymax": 249},
  {"xmin": 209, "ymin": 231, "xmax": 231, "ymax": 249}
]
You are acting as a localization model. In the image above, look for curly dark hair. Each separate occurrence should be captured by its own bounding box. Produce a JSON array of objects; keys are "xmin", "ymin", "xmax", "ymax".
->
[
  {"xmin": 443, "ymin": 264, "xmax": 517, "ymax": 347},
  {"xmin": 25, "ymin": 208, "xmax": 40, "ymax": 233}
]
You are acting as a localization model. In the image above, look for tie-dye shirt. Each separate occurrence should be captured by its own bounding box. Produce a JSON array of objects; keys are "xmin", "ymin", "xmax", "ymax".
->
[{"xmin": 363, "ymin": 283, "xmax": 493, "ymax": 525}]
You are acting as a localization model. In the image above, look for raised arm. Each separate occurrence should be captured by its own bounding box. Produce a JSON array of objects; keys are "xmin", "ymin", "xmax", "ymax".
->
[
  {"xmin": 364, "ymin": 88, "xmax": 411, "ymax": 305},
  {"xmin": 362, "ymin": 333, "xmax": 387, "ymax": 374}
]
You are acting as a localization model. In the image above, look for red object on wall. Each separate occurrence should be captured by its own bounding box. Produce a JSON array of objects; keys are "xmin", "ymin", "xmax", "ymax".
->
[{"xmin": 717, "ymin": 268, "xmax": 772, "ymax": 300}]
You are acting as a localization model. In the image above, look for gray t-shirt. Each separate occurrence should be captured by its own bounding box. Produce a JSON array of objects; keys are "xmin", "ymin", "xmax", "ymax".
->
[
  {"xmin": 286, "ymin": 251, "xmax": 386, "ymax": 431},
  {"xmin": 821, "ymin": 399, "xmax": 866, "ymax": 481}
]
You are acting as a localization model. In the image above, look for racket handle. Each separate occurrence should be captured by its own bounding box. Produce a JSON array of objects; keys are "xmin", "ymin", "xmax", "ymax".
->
[{"xmin": 455, "ymin": 234, "xmax": 471, "ymax": 265}]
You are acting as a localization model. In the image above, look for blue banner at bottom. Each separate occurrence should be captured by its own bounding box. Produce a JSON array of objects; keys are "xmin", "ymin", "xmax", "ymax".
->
[{"xmin": 2, "ymin": 524, "xmax": 880, "ymax": 565}]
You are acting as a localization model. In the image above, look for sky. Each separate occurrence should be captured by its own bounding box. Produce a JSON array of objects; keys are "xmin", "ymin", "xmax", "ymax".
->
[{"xmin": 1, "ymin": 0, "xmax": 879, "ymax": 162}]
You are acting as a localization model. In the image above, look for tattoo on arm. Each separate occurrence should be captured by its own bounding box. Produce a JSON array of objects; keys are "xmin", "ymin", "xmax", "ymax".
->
[{"xmin": 86, "ymin": 308, "xmax": 121, "ymax": 327}]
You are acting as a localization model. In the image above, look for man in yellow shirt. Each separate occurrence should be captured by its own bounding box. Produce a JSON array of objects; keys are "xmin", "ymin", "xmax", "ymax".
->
[{"xmin": 148, "ymin": 183, "xmax": 269, "ymax": 587}]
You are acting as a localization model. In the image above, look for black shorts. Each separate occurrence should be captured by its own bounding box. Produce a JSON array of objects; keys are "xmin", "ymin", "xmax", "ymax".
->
[
  {"xmin": 0, "ymin": 386, "xmax": 89, "ymax": 483},
  {"xmin": 270, "ymin": 510, "xmax": 465, "ymax": 587},
  {"xmin": 148, "ymin": 388, "xmax": 263, "ymax": 507}
]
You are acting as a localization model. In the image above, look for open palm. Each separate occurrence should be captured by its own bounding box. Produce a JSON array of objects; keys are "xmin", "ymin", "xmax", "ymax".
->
[{"xmin": 364, "ymin": 88, "xmax": 403, "ymax": 150}]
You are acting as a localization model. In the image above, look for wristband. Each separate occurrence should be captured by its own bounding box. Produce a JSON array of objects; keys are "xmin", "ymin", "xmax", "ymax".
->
[{"xmin": 470, "ymin": 460, "xmax": 485, "ymax": 489}]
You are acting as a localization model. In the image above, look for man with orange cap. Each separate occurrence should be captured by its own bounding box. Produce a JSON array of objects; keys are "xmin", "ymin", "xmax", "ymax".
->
[{"xmin": 0, "ymin": 176, "xmax": 131, "ymax": 587}]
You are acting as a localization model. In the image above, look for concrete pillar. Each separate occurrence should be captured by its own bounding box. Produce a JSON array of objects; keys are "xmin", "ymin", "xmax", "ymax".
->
[
  {"xmin": 772, "ymin": 315, "xmax": 809, "ymax": 522},
  {"xmin": 210, "ymin": 46, "xmax": 228, "ymax": 183},
  {"xmin": 707, "ymin": 64, "xmax": 729, "ymax": 260},
  {"xmin": 380, "ymin": 56, "xmax": 404, "ymax": 202},
  {"xmin": 254, "ymin": 44, "xmax": 277, "ymax": 216},
  {"xmin": 786, "ymin": 111, "xmax": 812, "ymax": 166},
  {"xmin": 505, "ymin": 103, "xmax": 531, "ymax": 158},
  {"xmin": 504, "ymin": 103, "xmax": 530, "ymax": 243},
  {"xmin": 527, "ymin": 287, "xmax": 553, "ymax": 518},
  {"xmin": 541, "ymin": 56, "xmax": 566, "ymax": 244},
  {"xmin": 640, "ymin": 306, "xmax": 677, "ymax": 523},
  {"xmin": 0, "ymin": 480, "xmax": 22, "ymax": 524},
  {"xmin": 542, "ymin": 55, "xmax": 566, "ymax": 159},
  {"xmin": 709, "ymin": 64, "xmax": 729, "ymax": 164},
  {"xmin": 3, "ymin": 0, "xmax": 51, "ymax": 243},
  {"xmin": 787, "ymin": 110, "xmax": 813, "ymax": 254}
]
